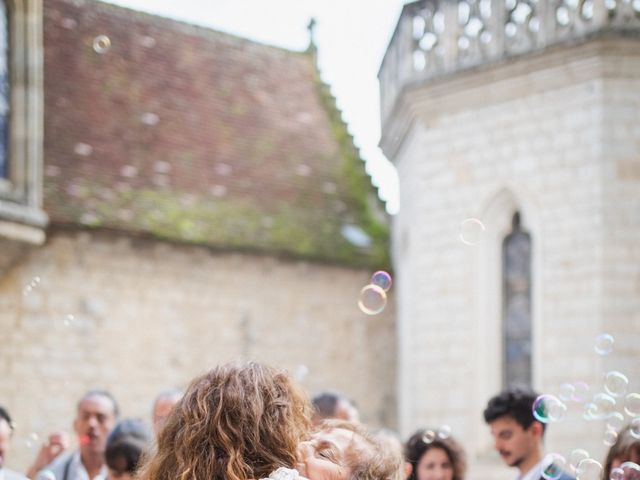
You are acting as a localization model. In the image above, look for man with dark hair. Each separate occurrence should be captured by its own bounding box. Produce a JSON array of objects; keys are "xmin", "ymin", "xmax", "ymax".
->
[
  {"xmin": 0, "ymin": 406, "xmax": 28, "ymax": 480},
  {"xmin": 483, "ymin": 387, "xmax": 573, "ymax": 480},
  {"xmin": 33, "ymin": 390, "xmax": 119, "ymax": 480},
  {"xmin": 311, "ymin": 391, "xmax": 359, "ymax": 426}
]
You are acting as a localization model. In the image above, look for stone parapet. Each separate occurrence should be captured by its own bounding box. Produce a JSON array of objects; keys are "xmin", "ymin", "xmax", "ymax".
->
[{"xmin": 379, "ymin": 0, "xmax": 640, "ymax": 126}]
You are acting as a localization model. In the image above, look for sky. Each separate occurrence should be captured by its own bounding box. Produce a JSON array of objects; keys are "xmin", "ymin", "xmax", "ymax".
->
[{"xmin": 103, "ymin": 0, "xmax": 406, "ymax": 214}]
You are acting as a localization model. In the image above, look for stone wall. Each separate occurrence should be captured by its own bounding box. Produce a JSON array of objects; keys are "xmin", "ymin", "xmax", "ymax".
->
[
  {"xmin": 389, "ymin": 38, "xmax": 640, "ymax": 479},
  {"xmin": 0, "ymin": 229, "xmax": 396, "ymax": 471}
]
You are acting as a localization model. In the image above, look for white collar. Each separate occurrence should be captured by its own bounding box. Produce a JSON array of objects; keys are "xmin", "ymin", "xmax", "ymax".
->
[{"xmin": 70, "ymin": 452, "xmax": 108, "ymax": 480}]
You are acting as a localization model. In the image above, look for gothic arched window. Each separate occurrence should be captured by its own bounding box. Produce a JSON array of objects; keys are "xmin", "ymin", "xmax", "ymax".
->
[
  {"xmin": 502, "ymin": 212, "xmax": 532, "ymax": 388},
  {"xmin": 0, "ymin": 0, "xmax": 8, "ymax": 179}
]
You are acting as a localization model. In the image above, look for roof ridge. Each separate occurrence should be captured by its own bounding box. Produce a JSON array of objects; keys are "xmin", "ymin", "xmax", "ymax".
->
[{"xmin": 94, "ymin": 0, "xmax": 310, "ymax": 56}]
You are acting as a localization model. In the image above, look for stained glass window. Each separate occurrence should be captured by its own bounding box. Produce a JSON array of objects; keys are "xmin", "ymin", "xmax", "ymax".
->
[{"xmin": 502, "ymin": 212, "xmax": 532, "ymax": 388}]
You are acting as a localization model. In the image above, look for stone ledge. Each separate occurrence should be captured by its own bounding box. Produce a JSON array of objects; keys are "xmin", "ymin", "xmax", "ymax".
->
[{"xmin": 0, "ymin": 199, "xmax": 48, "ymax": 229}]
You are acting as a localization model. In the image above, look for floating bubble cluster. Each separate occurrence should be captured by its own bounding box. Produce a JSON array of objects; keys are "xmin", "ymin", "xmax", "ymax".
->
[
  {"xmin": 358, "ymin": 271, "xmax": 392, "ymax": 315},
  {"xmin": 569, "ymin": 449, "xmax": 590, "ymax": 473},
  {"xmin": 23, "ymin": 276, "xmax": 41, "ymax": 296}
]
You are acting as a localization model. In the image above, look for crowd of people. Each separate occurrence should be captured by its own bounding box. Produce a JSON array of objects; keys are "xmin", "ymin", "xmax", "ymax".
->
[{"xmin": 0, "ymin": 362, "xmax": 638, "ymax": 480}]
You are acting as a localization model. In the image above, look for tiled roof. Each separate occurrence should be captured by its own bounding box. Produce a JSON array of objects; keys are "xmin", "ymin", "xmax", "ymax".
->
[{"xmin": 43, "ymin": 0, "xmax": 388, "ymax": 267}]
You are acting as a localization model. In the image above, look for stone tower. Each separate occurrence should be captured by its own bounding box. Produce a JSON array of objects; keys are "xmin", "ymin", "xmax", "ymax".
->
[{"xmin": 380, "ymin": 0, "xmax": 640, "ymax": 477}]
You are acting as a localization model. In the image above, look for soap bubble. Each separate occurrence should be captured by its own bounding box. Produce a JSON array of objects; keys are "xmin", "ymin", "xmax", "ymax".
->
[
  {"xmin": 604, "ymin": 371, "xmax": 629, "ymax": 398},
  {"xmin": 594, "ymin": 333, "xmax": 614, "ymax": 355},
  {"xmin": 533, "ymin": 394, "xmax": 567, "ymax": 423},
  {"xmin": 590, "ymin": 393, "xmax": 617, "ymax": 420},
  {"xmin": 371, "ymin": 271, "xmax": 392, "ymax": 291},
  {"xmin": 358, "ymin": 285, "xmax": 387, "ymax": 315},
  {"xmin": 559, "ymin": 383, "xmax": 575, "ymax": 402},
  {"xmin": 23, "ymin": 276, "xmax": 42, "ymax": 296},
  {"xmin": 437, "ymin": 425, "xmax": 452, "ymax": 439},
  {"xmin": 619, "ymin": 463, "xmax": 640, "ymax": 477},
  {"xmin": 610, "ymin": 468, "xmax": 624, "ymax": 480},
  {"xmin": 572, "ymin": 381, "xmax": 591, "ymax": 403},
  {"xmin": 459, "ymin": 218, "xmax": 486, "ymax": 246},
  {"xmin": 569, "ymin": 449, "xmax": 590, "ymax": 473},
  {"xmin": 93, "ymin": 35, "xmax": 111, "ymax": 54},
  {"xmin": 576, "ymin": 458, "xmax": 602, "ymax": 480},
  {"xmin": 542, "ymin": 453, "xmax": 567, "ymax": 480},
  {"xmin": 625, "ymin": 393, "xmax": 640, "ymax": 417},
  {"xmin": 422, "ymin": 430, "xmax": 436, "ymax": 444},
  {"xmin": 63, "ymin": 314, "xmax": 76, "ymax": 327},
  {"xmin": 607, "ymin": 412, "xmax": 625, "ymax": 432},
  {"xmin": 583, "ymin": 403, "xmax": 598, "ymax": 421}
]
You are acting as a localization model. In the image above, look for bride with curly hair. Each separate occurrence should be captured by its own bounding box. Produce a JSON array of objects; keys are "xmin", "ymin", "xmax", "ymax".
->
[{"xmin": 137, "ymin": 362, "xmax": 312, "ymax": 480}]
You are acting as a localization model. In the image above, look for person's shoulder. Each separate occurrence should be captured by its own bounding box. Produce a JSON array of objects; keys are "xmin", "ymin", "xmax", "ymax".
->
[{"xmin": 3, "ymin": 468, "xmax": 29, "ymax": 480}]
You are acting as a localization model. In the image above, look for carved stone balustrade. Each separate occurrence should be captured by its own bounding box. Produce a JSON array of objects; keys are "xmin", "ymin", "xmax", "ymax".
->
[{"xmin": 379, "ymin": 0, "xmax": 640, "ymax": 126}]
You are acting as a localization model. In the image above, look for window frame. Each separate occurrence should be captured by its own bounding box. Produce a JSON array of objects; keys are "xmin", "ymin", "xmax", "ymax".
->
[{"xmin": 0, "ymin": 0, "xmax": 47, "ymax": 232}]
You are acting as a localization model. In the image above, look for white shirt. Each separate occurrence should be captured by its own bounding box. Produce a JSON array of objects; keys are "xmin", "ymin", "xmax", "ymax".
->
[
  {"xmin": 37, "ymin": 451, "xmax": 107, "ymax": 480},
  {"xmin": 68, "ymin": 452, "xmax": 108, "ymax": 480}
]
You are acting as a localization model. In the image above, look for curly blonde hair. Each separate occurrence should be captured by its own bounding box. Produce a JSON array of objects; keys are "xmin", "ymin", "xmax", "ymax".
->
[{"xmin": 138, "ymin": 362, "xmax": 312, "ymax": 480}]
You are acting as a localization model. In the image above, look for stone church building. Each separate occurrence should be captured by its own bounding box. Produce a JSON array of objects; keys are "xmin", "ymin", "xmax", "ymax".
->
[
  {"xmin": 380, "ymin": 0, "xmax": 640, "ymax": 477},
  {"xmin": 0, "ymin": 0, "xmax": 395, "ymax": 469}
]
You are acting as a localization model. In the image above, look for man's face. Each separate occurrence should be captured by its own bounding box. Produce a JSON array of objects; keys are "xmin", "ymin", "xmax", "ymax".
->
[
  {"xmin": 489, "ymin": 416, "xmax": 539, "ymax": 468},
  {"xmin": 73, "ymin": 395, "xmax": 117, "ymax": 455},
  {"xmin": 152, "ymin": 396, "xmax": 180, "ymax": 435},
  {"xmin": 0, "ymin": 418, "xmax": 11, "ymax": 469}
]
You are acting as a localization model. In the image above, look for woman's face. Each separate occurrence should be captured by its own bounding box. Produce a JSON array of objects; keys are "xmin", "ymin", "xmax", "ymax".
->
[
  {"xmin": 297, "ymin": 428, "xmax": 357, "ymax": 480},
  {"xmin": 415, "ymin": 447, "xmax": 454, "ymax": 480}
]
